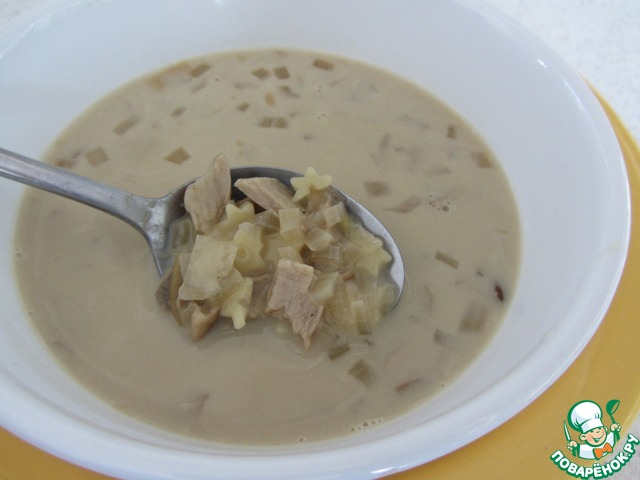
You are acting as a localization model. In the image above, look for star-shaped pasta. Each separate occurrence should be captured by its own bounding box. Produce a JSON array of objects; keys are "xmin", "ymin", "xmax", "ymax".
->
[{"xmin": 291, "ymin": 167, "xmax": 333, "ymax": 202}]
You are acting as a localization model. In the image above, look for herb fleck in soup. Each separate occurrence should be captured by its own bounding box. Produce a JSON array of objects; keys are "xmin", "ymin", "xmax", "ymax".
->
[{"xmin": 14, "ymin": 49, "xmax": 520, "ymax": 444}]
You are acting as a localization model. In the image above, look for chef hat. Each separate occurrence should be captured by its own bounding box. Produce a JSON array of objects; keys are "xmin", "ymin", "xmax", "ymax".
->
[{"xmin": 568, "ymin": 401, "xmax": 604, "ymax": 433}]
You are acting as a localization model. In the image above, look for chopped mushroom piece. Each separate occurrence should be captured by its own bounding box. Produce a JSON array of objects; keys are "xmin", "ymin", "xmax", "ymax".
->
[
  {"xmin": 385, "ymin": 196, "xmax": 422, "ymax": 213},
  {"xmin": 313, "ymin": 58, "xmax": 335, "ymax": 71},
  {"xmin": 348, "ymin": 359, "xmax": 373, "ymax": 385},
  {"xmin": 273, "ymin": 66, "xmax": 290, "ymax": 79},
  {"xmin": 435, "ymin": 251, "xmax": 459, "ymax": 269},
  {"xmin": 165, "ymin": 147, "xmax": 190, "ymax": 165},
  {"xmin": 395, "ymin": 378, "xmax": 421, "ymax": 393},
  {"xmin": 252, "ymin": 67, "xmax": 270, "ymax": 79},
  {"xmin": 113, "ymin": 116, "xmax": 139, "ymax": 135},
  {"xmin": 85, "ymin": 147, "xmax": 109, "ymax": 166},
  {"xmin": 459, "ymin": 302, "xmax": 490, "ymax": 332},
  {"xmin": 327, "ymin": 342, "xmax": 350, "ymax": 360},
  {"xmin": 434, "ymin": 329, "xmax": 457, "ymax": 347},
  {"xmin": 363, "ymin": 180, "xmax": 390, "ymax": 197}
]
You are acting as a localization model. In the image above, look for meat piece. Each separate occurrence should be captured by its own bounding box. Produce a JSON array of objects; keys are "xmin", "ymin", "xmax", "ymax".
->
[
  {"xmin": 178, "ymin": 236, "xmax": 237, "ymax": 301},
  {"xmin": 234, "ymin": 177, "xmax": 298, "ymax": 212},
  {"xmin": 184, "ymin": 154, "xmax": 231, "ymax": 234},
  {"xmin": 266, "ymin": 259, "xmax": 324, "ymax": 348},
  {"xmin": 247, "ymin": 273, "xmax": 273, "ymax": 319}
]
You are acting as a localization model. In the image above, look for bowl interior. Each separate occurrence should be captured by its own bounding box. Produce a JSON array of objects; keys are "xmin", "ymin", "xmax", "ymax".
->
[{"xmin": 0, "ymin": 0, "xmax": 630, "ymax": 478}]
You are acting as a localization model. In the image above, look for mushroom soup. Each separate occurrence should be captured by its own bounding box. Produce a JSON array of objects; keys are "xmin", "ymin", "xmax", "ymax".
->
[{"xmin": 14, "ymin": 49, "xmax": 520, "ymax": 444}]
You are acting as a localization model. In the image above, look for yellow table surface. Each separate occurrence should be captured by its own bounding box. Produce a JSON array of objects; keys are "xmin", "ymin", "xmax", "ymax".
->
[{"xmin": 2, "ymin": 94, "xmax": 639, "ymax": 479}]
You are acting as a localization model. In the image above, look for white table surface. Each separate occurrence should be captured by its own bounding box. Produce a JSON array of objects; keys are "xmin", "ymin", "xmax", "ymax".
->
[{"xmin": 1, "ymin": 1, "xmax": 639, "ymax": 478}]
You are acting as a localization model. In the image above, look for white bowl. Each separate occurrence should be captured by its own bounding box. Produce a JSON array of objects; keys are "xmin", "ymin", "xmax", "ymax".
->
[{"xmin": 0, "ymin": 0, "xmax": 630, "ymax": 478}]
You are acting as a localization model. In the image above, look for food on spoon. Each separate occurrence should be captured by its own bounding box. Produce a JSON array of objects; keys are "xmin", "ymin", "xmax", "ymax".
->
[{"xmin": 156, "ymin": 156, "xmax": 395, "ymax": 346}]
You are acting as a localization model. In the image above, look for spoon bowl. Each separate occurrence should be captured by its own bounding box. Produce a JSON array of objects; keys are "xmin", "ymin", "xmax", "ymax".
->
[{"xmin": 0, "ymin": 147, "xmax": 404, "ymax": 304}]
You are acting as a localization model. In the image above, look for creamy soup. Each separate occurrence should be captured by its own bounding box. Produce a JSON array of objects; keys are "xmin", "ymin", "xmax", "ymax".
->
[{"xmin": 14, "ymin": 49, "xmax": 520, "ymax": 445}]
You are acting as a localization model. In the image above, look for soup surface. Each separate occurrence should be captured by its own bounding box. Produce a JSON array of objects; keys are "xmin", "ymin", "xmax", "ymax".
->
[{"xmin": 14, "ymin": 49, "xmax": 520, "ymax": 445}]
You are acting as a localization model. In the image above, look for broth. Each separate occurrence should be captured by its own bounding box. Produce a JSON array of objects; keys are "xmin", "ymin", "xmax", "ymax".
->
[{"xmin": 14, "ymin": 49, "xmax": 520, "ymax": 444}]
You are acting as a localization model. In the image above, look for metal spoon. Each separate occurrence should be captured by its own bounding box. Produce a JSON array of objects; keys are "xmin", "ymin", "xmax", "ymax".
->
[{"xmin": 0, "ymin": 147, "xmax": 404, "ymax": 305}]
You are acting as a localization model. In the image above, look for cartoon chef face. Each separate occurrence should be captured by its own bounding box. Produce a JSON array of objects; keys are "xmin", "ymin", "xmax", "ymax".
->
[
  {"xmin": 580, "ymin": 426, "xmax": 608, "ymax": 447},
  {"xmin": 568, "ymin": 400, "xmax": 607, "ymax": 445}
]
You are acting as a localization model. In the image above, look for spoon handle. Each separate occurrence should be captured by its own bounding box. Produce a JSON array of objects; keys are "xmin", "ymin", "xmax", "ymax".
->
[{"xmin": 0, "ymin": 147, "xmax": 150, "ymax": 232}]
